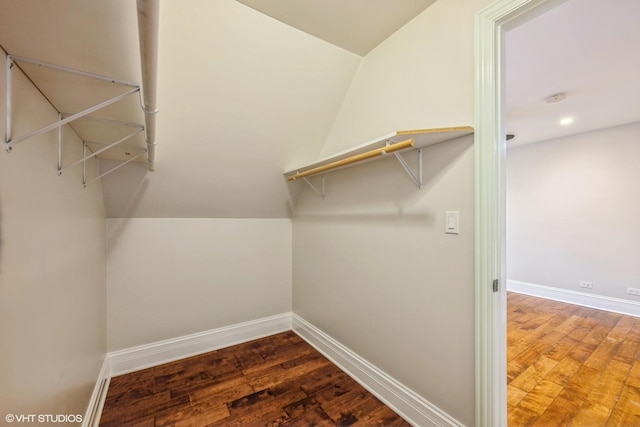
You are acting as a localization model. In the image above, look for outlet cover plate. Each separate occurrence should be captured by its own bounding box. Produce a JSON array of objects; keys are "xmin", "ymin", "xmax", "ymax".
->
[{"xmin": 580, "ymin": 281, "xmax": 593, "ymax": 289}]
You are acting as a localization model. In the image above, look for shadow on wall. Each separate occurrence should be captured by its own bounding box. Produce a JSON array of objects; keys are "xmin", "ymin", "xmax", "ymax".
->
[
  {"xmin": 284, "ymin": 178, "xmax": 306, "ymax": 218},
  {"xmin": 102, "ymin": 161, "xmax": 149, "ymax": 255},
  {"xmin": 292, "ymin": 210, "xmax": 437, "ymax": 228}
]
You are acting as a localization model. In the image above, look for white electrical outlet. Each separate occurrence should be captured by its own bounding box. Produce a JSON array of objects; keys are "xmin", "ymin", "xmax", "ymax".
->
[
  {"xmin": 580, "ymin": 281, "xmax": 593, "ymax": 289},
  {"xmin": 627, "ymin": 288, "xmax": 640, "ymax": 296}
]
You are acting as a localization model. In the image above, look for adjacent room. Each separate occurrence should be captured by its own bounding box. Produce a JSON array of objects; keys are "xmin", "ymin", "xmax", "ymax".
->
[
  {"xmin": 504, "ymin": 0, "xmax": 640, "ymax": 424},
  {"xmin": 0, "ymin": 0, "xmax": 638, "ymax": 426}
]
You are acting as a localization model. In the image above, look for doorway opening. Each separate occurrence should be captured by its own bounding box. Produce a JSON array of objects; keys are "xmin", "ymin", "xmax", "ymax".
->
[{"xmin": 476, "ymin": 0, "xmax": 640, "ymax": 425}]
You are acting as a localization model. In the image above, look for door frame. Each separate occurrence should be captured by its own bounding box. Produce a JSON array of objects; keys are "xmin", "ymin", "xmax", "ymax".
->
[{"xmin": 474, "ymin": 0, "xmax": 567, "ymax": 425}]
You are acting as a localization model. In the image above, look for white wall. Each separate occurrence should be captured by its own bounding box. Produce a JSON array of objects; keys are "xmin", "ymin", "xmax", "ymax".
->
[
  {"xmin": 322, "ymin": 0, "xmax": 492, "ymax": 157},
  {"xmin": 294, "ymin": 137, "xmax": 475, "ymax": 424},
  {"xmin": 0, "ymin": 51, "xmax": 107, "ymax": 417},
  {"xmin": 293, "ymin": 1, "xmax": 493, "ymax": 425},
  {"xmin": 507, "ymin": 121, "xmax": 640, "ymax": 301},
  {"xmin": 107, "ymin": 218, "xmax": 292, "ymax": 351}
]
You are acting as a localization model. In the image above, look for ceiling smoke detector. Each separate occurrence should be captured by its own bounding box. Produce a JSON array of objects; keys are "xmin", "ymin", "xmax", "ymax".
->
[{"xmin": 545, "ymin": 92, "xmax": 567, "ymax": 103}]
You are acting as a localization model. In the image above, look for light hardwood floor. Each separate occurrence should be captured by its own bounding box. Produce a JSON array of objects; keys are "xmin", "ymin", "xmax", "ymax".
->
[
  {"xmin": 507, "ymin": 292, "xmax": 640, "ymax": 426},
  {"xmin": 100, "ymin": 331, "xmax": 411, "ymax": 426}
]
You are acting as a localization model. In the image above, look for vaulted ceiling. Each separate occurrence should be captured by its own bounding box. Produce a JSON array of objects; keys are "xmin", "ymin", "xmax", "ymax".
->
[{"xmin": 1, "ymin": 0, "xmax": 638, "ymax": 217}]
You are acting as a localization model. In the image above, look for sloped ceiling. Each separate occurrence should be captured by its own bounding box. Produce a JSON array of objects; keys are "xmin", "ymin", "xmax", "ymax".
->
[
  {"xmin": 0, "ymin": 0, "xmax": 140, "ymax": 79},
  {"xmin": 100, "ymin": 0, "xmax": 361, "ymax": 218},
  {"xmin": 236, "ymin": 0, "xmax": 437, "ymax": 56},
  {"xmin": 0, "ymin": 0, "xmax": 362, "ymax": 218},
  {"xmin": 0, "ymin": 0, "xmax": 147, "ymax": 160}
]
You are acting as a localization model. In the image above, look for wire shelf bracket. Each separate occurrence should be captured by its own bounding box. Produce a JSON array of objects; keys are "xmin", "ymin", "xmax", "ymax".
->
[
  {"xmin": 58, "ymin": 128, "xmax": 144, "ymax": 174},
  {"xmin": 302, "ymin": 175, "xmax": 326, "ymax": 199},
  {"xmin": 82, "ymin": 145, "xmax": 147, "ymax": 188},
  {"xmin": 393, "ymin": 146, "xmax": 423, "ymax": 189},
  {"xmin": 4, "ymin": 54, "xmax": 146, "ymax": 186}
]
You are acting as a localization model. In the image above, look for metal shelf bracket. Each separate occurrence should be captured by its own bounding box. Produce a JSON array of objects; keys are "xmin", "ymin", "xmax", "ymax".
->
[
  {"xmin": 392, "ymin": 144, "xmax": 422, "ymax": 189},
  {"xmin": 5, "ymin": 55, "xmax": 141, "ymax": 151},
  {"xmin": 83, "ymin": 147, "xmax": 147, "ymax": 188},
  {"xmin": 302, "ymin": 175, "xmax": 325, "ymax": 199},
  {"xmin": 58, "ymin": 128, "xmax": 144, "ymax": 175},
  {"xmin": 4, "ymin": 54, "xmax": 146, "ymax": 186}
]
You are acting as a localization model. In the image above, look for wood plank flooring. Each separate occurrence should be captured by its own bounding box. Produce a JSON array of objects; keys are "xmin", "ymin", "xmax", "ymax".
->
[
  {"xmin": 100, "ymin": 331, "xmax": 411, "ymax": 426},
  {"xmin": 507, "ymin": 292, "xmax": 640, "ymax": 426}
]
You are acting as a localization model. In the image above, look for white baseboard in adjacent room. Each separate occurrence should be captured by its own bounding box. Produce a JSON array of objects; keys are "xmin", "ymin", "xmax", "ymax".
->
[
  {"xmin": 507, "ymin": 280, "xmax": 640, "ymax": 318},
  {"xmin": 108, "ymin": 312, "xmax": 292, "ymax": 376},
  {"xmin": 291, "ymin": 314, "xmax": 463, "ymax": 427}
]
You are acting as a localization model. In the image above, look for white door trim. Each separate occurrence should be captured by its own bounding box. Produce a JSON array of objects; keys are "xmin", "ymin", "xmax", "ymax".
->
[{"xmin": 474, "ymin": 0, "xmax": 567, "ymax": 425}]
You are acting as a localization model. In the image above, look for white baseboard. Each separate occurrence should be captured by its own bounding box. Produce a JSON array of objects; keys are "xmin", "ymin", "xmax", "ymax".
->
[
  {"xmin": 507, "ymin": 280, "xmax": 640, "ymax": 318},
  {"xmin": 93, "ymin": 312, "xmax": 459, "ymax": 427},
  {"xmin": 291, "ymin": 314, "xmax": 463, "ymax": 427},
  {"xmin": 82, "ymin": 357, "xmax": 111, "ymax": 427},
  {"xmin": 108, "ymin": 313, "xmax": 292, "ymax": 376}
]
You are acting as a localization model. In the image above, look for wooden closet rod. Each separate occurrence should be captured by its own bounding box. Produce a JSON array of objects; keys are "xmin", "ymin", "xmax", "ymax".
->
[{"xmin": 288, "ymin": 138, "xmax": 414, "ymax": 181}]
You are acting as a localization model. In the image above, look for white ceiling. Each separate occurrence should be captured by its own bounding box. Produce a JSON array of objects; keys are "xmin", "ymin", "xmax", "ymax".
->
[
  {"xmin": 236, "ymin": 0, "xmax": 437, "ymax": 56},
  {"xmin": 505, "ymin": 0, "xmax": 640, "ymax": 146}
]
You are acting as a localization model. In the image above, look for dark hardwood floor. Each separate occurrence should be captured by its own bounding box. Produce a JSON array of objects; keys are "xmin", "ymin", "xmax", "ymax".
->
[
  {"xmin": 507, "ymin": 292, "xmax": 640, "ymax": 426},
  {"xmin": 100, "ymin": 331, "xmax": 411, "ymax": 426}
]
